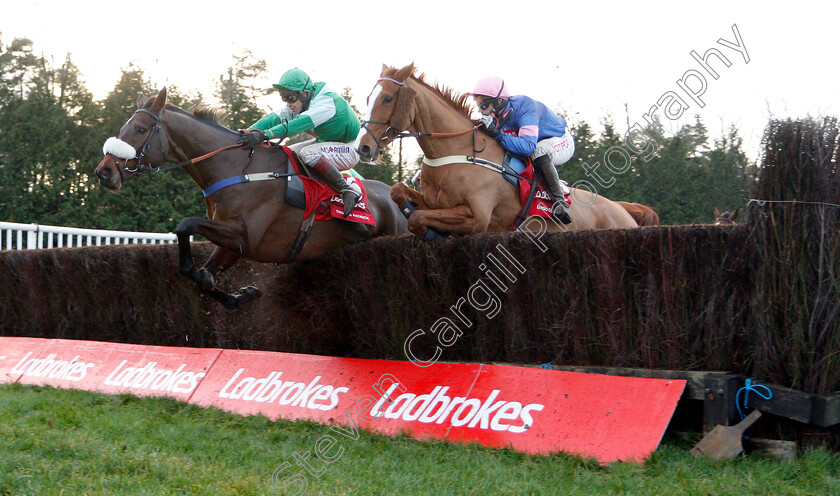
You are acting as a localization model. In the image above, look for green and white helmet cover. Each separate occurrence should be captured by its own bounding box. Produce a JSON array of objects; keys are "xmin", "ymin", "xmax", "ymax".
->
[{"xmin": 274, "ymin": 68, "xmax": 315, "ymax": 92}]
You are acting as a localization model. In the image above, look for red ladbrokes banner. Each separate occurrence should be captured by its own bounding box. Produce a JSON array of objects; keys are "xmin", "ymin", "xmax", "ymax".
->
[
  {"xmin": 0, "ymin": 338, "xmax": 684, "ymax": 463},
  {"xmin": 7, "ymin": 338, "xmax": 219, "ymax": 400},
  {"xmin": 0, "ymin": 337, "xmax": 49, "ymax": 384}
]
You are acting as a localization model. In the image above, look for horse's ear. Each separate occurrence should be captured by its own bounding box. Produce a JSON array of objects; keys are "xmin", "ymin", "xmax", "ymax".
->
[
  {"xmin": 137, "ymin": 94, "xmax": 146, "ymax": 109},
  {"xmin": 380, "ymin": 63, "xmax": 388, "ymax": 76},
  {"xmin": 391, "ymin": 84, "xmax": 416, "ymax": 131},
  {"xmin": 730, "ymin": 208, "xmax": 740, "ymax": 221},
  {"xmin": 714, "ymin": 208, "xmax": 721, "ymax": 218},
  {"xmin": 150, "ymin": 87, "xmax": 167, "ymax": 113},
  {"xmin": 394, "ymin": 62, "xmax": 414, "ymax": 82}
]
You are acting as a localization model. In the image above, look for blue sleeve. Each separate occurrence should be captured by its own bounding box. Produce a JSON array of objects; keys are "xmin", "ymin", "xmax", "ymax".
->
[{"xmin": 498, "ymin": 98, "xmax": 539, "ymax": 157}]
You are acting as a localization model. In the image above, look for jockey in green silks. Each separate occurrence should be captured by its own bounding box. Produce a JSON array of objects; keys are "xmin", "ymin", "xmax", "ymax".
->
[{"xmin": 239, "ymin": 68, "xmax": 363, "ymax": 216}]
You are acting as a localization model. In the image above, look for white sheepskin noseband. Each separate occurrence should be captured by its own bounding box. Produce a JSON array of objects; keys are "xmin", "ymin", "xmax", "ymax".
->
[{"xmin": 102, "ymin": 137, "xmax": 137, "ymax": 161}]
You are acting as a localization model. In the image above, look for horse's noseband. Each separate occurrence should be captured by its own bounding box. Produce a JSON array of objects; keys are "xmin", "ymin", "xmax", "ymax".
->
[
  {"xmin": 128, "ymin": 109, "xmax": 163, "ymax": 172},
  {"xmin": 107, "ymin": 108, "xmax": 163, "ymax": 176},
  {"xmin": 360, "ymin": 118, "xmax": 402, "ymax": 158}
]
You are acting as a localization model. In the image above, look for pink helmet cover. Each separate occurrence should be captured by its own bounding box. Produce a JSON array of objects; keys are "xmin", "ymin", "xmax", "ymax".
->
[{"xmin": 472, "ymin": 76, "xmax": 510, "ymax": 99}]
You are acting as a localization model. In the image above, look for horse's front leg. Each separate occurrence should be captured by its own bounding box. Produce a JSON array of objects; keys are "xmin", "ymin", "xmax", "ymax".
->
[
  {"xmin": 408, "ymin": 205, "xmax": 476, "ymax": 236},
  {"xmin": 175, "ymin": 217, "xmax": 260, "ymax": 308},
  {"xmin": 391, "ymin": 183, "xmax": 429, "ymax": 210},
  {"xmin": 195, "ymin": 246, "xmax": 241, "ymax": 291}
]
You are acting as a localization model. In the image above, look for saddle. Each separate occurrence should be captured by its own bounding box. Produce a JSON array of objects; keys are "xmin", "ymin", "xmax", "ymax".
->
[
  {"xmin": 285, "ymin": 161, "xmax": 307, "ymax": 210},
  {"xmin": 279, "ymin": 147, "xmax": 375, "ymax": 225}
]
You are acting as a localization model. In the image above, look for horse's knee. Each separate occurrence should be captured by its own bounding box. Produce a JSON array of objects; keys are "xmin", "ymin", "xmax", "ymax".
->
[
  {"xmin": 469, "ymin": 210, "xmax": 489, "ymax": 233},
  {"xmin": 175, "ymin": 217, "xmax": 201, "ymax": 237},
  {"xmin": 407, "ymin": 212, "xmax": 428, "ymax": 235},
  {"xmin": 390, "ymin": 183, "xmax": 411, "ymax": 204}
]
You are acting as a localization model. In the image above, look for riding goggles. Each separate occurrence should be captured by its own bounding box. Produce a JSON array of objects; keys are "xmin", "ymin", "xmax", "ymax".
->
[
  {"xmin": 281, "ymin": 93, "xmax": 300, "ymax": 103},
  {"xmin": 478, "ymin": 98, "xmax": 496, "ymax": 111}
]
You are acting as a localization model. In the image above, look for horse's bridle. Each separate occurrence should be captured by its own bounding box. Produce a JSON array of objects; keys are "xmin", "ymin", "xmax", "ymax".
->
[
  {"xmin": 359, "ymin": 77, "xmax": 410, "ymax": 160},
  {"xmin": 105, "ymin": 108, "xmax": 165, "ymax": 181},
  {"xmin": 360, "ymin": 77, "xmax": 481, "ymax": 159},
  {"xmin": 105, "ymin": 108, "xmax": 246, "ymax": 180}
]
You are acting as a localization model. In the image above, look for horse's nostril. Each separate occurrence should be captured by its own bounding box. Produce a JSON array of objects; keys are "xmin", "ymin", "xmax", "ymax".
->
[{"xmin": 97, "ymin": 167, "xmax": 112, "ymax": 180}]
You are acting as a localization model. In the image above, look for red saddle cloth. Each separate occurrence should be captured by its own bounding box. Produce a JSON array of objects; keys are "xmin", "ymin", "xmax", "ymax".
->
[
  {"xmin": 516, "ymin": 159, "xmax": 571, "ymax": 218},
  {"xmin": 281, "ymin": 146, "xmax": 376, "ymax": 226}
]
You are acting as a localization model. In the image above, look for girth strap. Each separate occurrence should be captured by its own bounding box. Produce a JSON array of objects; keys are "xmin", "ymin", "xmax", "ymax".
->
[
  {"xmin": 202, "ymin": 171, "xmax": 298, "ymax": 197},
  {"xmin": 422, "ymin": 155, "xmax": 529, "ymax": 183}
]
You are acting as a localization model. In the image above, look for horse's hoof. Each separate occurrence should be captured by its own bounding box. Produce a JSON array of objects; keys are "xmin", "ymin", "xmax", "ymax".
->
[
  {"xmin": 197, "ymin": 268, "xmax": 215, "ymax": 292},
  {"xmin": 235, "ymin": 286, "xmax": 262, "ymax": 305}
]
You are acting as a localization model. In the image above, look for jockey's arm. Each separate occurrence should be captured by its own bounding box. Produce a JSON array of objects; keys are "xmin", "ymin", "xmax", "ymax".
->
[
  {"xmin": 499, "ymin": 127, "xmax": 538, "ymax": 157},
  {"xmin": 498, "ymin": 97, "xmax": 540, "ymax": 157},
  {"xmin": 255, "ymin": 93, "xmax": 339, "ymax": 140}
]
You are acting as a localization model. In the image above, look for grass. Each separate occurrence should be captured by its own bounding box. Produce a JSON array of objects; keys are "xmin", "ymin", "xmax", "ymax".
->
[{"xmin": 1, "ymin": 383, "xmax": 839, "ymax": 495}]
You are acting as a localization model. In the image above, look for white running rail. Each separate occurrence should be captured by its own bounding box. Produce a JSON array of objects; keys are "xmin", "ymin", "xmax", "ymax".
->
[{"xmin": 0, "ymin": 221, "xmax": 178, "ymax": 250}]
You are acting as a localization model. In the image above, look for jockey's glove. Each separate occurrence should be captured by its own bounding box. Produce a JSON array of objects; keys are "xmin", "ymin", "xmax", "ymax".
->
[
  {"xmin": 476, "ymin": 115, "xmax": 501, "ymax": 139},
  {"xmin": 482, "ymin": 122, "xmax": 501, "ymax": 139},
  {"xmin": 239, "ymin": 130, "xmax": 268, "ymax": 149}
]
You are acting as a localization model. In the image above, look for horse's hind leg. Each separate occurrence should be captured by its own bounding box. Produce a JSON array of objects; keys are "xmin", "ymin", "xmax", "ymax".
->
[{"xmin": 174, "ymin": 216, "xmax": 260, "ymax": 308}]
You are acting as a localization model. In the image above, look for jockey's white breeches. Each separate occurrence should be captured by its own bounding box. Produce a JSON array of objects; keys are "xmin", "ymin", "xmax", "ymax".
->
[{"xmin": 289, "ymin": 138, "xmax": 361, "ymax": 171}]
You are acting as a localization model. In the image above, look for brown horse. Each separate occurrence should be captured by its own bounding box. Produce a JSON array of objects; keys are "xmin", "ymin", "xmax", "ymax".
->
[
  {"xmin": 617, "ymin": 201, "xmax": 660, "ymax": 226},
  {"xmin": 355, "ymin": 63, "xmax": 637, "ymax": 236},
  {"xmin": 94, "ymin": 87, "xmax": 407, "ymax": 308},
  {"xmin": 713, "ymin": 208, "xmax": 740, "ymax": 225}
]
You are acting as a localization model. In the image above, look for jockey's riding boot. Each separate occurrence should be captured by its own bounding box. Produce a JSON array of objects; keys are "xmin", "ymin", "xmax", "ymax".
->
[
  {"xmin": 533, "ymin": 154, "xmax": 572, "ymax": 224},
  {"xmin": 311, "ymin": 157, "xmax": 362, "ymax": 217}
]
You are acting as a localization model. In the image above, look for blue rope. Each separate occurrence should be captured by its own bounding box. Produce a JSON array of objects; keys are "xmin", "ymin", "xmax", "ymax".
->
[
  {"xmin": 736, "ymin": 377, "xmax": 773, "ymax": 419},
  {"xmin": 540, "ymin": 362, "xmax": 554, "ymax": 369}
]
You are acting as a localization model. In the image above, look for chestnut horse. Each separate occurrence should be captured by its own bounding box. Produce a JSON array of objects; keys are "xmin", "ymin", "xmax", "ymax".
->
[
  {"xmin": 617, "ymin": 201, "xmax": 660, "ymax": 226},
  {"xmin": 94, "ymin": 88, "xmax": 407, "ymax": 308},
  {"xmin": 355, "ymin": 63, "xmax": 637, "ymax": 236}
]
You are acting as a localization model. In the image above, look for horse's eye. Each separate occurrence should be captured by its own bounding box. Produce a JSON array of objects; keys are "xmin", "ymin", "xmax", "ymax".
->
[
  {"xmin": 383, "ymin": 95, "xmax": 394, "ymax": 104},
  {"xmin": 137, "ymin": 127, "xmax": 147, "ymax": 134}
]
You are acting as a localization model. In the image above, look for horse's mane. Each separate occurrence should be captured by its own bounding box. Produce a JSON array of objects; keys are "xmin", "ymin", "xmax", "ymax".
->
[
  {"xmin": 383, "ymin": 66, "xmax": 473, "ymax": 119},
  {"xmin": 164, "ymin": 103, "xmax": 235, "ymax": 133}
]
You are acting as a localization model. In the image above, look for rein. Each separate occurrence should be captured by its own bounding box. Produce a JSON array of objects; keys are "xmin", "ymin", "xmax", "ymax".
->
[
  {"xmin": 106, "ymin": 109, "xmax": 299, "ymax": 192},
  {"xmin": 108, "ymin": 108, "xmax": 248, "ymax": 174},
  {"xmin": 395, "ymin": 127, "xmax": 478, "ymax": 140},
  {"xmin": 148, "ymin": 144, "xmax": 243, "ymax": 173}
]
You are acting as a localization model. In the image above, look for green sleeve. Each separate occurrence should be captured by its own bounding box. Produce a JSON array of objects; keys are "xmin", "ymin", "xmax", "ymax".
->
[
  {"xmin": 252, "ymin": 113, "xmax": 316, "ymax": 140},
  {"xmin": 248, "ymin": 113, "xmax": 281, "ymax": 132},
  {"xmin": 271, "ymin": 115, "xmax": 315, "ymax": 139}
]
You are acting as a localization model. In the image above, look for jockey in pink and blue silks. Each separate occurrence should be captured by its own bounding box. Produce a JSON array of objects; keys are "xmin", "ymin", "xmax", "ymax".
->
[{"xmin": 471, "ymin": 76, "xmax": 575, "ymax": 224}]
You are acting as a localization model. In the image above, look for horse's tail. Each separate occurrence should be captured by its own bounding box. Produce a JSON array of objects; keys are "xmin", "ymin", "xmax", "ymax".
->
[
  {"xmin": 638, "ymin": 208, "xmax": 660, "ymax": 226},
  {"xmin": 617, "ymin": 201, "xmax": 660, "ymax": 226}
]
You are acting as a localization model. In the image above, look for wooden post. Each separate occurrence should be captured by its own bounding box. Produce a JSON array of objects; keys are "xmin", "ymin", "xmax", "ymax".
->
[{"xmin": 702, "ymin": 374, "xmax": 742, "ymax": 431}]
